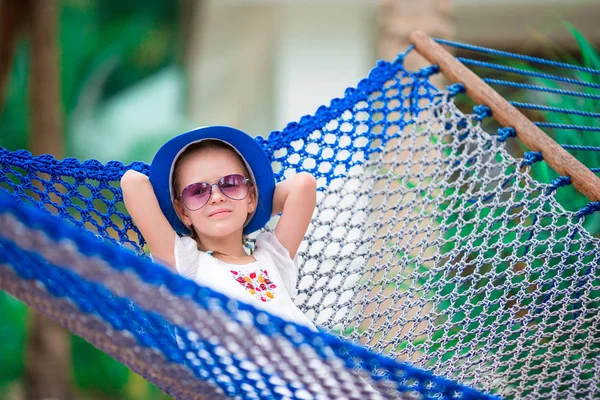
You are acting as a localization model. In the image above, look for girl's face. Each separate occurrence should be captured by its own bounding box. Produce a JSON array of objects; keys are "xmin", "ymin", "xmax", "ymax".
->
[{"xmin": 173, "ymin": 147, "xmax": 256, "ymax": 240}]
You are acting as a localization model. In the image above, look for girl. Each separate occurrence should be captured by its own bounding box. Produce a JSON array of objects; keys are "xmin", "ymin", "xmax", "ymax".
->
[{"xmin": 120, "ymin": 126, "xmax": 317, "ymax": 329}]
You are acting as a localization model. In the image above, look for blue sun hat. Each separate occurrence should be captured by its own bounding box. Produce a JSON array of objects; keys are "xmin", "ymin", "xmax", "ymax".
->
[{"xmin": 149, "ymin": 126, "xmax": 275, "ymax": 235}]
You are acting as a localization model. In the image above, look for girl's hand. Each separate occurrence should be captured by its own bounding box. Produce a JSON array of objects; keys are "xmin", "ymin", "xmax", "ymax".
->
[
  {"xmin": 121, "ymin": 170, "xmax": 176, "ymax": 269},
  {"xmin": 271, "ymin": 172, "xmax": 317, "ymax": 259}
]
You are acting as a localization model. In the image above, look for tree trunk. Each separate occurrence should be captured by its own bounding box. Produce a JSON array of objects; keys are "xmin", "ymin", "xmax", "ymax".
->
[
  {"xmin": 0, "ymin": 0, "xmax": 29, "ymax": 114},
  {"xmin": 178, "ymin": 0, "xmax": 206, "ymax": 118},
  {"xmin": 28, "ymin": 0, "xmax": 63, "ymax": 156},
  {"xmin": 178, "ymin": 0, "xmax": 204, "ymax": 67},
  {"xmin": 23, "ymin": 1, "xmax": 72, "ymax": 399},
  {"xmin": 24, "ymin": 313, "xmax": 73, "ymax": 400}
]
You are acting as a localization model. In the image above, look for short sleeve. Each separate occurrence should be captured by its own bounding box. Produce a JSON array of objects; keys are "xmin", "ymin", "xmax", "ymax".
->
[
  {"xmin": 254, "ymin": 232, "xmax": 299, "ymax": 297},
  {"xmin": 172, "ymin": 232, "xmax": 200, "ymax": 280}
]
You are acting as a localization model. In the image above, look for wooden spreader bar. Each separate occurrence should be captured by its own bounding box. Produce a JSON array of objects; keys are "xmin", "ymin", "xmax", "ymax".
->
[{"xmin": 409, "ymin": 30, "xmax": 600, "ymax": 202}]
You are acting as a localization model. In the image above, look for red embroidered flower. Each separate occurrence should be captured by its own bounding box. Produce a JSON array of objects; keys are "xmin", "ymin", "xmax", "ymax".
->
[{"xmin": 230, "ymin": 269, "xmax": 277, "ymax": 302}]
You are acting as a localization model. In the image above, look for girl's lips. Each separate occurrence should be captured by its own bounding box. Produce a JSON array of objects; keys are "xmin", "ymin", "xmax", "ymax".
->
[{"xmin": 209, "ymin": 209, "xmax": 231, "ymax": 217}]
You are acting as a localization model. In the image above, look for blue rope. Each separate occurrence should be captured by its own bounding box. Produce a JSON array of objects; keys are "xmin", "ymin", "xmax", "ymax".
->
[
  {"xmin": 546, "ymin": 175, "xmax": 572, "ymax": 195},
  {"xmin": 417, "ymin": 64, "xmax": 440, "ymax": 78},
  {"xmin": 573, "ymin": 260, "xmax": 594, "ymax": 321},
  {"xmin": 520, "ymin": 213, "xmax": 538, "ymax": 258},
  {"xmin": 483, "ymin": 78, "xmax": 600, "ymax": 101},
  {"xmin": 497, "ymin": 127, "xmax": 516, "ymax": 142},
  {"xmin": 260, "ymin": 56, "xmax": 415, "ymax": 153},
  {"xmin": 0, "ymin": 148, "xmax": 150, "ymax": 179},
  {"xmin": 436, "ymin": 38, "xmax": 600, "ymax": 75},
  {"xmin": 392, "ymin": 44, "xmax": 415, "ymax": 66},
  {"xmin": 522, "ymin": 151, "xmax": 543, "ymax": 166},
  {"xmin": 546, "ymin": 168, "xmax": 600, "ymax": 194},
  {"xmin": 561, "ymin": 144, "xmax": 600, "ymax": 152},
  {"xmin": 534, "ymin": 122, "xmax": 600, "ymax": 132},
  {"xmin": 510, "ymin": 102, "xmax": 600, "ymax": 119},
  {"xmin": 578, "ymin": 201, "xmax": 600, "ymax": 219},
  {"xmin": 473, "ymin": 104, "xmax": 492, "ymax": 121},
  {"xmin": 458, "ymin": 58, "xmax": 600, "ymax": 90},
  {"xmin": 0, "ymin": 191, "xmax": 502, "ymax": 400},
  {"xmin": 447, "ymin": 83, "xmax": 466, "ymax": 96}
]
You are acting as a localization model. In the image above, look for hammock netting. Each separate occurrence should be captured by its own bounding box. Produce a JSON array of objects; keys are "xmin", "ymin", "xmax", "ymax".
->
[{"xmin": 1, "ymin": 42, "xmax": 599, "ymax": 400}]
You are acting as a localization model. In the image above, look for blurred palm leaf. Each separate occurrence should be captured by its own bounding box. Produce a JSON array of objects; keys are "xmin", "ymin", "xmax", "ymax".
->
[{"xmin": 459, "ymin": 24, "xmax": 600, "ymax": 229}]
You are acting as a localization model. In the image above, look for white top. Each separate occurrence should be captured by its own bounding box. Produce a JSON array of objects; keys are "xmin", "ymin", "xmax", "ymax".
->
[{"xmin": 173, "ymin": 231, "xmax": 316, "ymax": 330}]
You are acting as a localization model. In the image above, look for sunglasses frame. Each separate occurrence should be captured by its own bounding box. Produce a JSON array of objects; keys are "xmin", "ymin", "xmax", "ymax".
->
[{"xmin": 178, "ymin": 174, "xmax": 252, "ymax": 211}]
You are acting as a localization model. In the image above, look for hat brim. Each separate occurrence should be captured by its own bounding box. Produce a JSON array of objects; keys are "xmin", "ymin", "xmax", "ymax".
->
[{"xmin": 149, "ymin": 126, "xmax": 275, "ymax": 235}]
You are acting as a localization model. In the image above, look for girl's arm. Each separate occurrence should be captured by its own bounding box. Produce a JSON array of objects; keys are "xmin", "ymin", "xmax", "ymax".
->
[
  {"xmin": 272, "ymin": 172, "xmax": 317, "ymax": 259},
  {"xmin": 121, "ymin": 170, "xmax": 177, "ymax": 269}
]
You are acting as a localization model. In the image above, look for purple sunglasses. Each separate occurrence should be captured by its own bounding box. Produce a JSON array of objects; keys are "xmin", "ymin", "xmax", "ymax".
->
[{"xmin": 177, "ymin": 174, "xmax": 252, "ymax": 211}]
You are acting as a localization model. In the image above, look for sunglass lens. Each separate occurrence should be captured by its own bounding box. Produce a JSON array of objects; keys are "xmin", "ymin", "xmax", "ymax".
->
[
  {"xmin": 218, "ymin": 174, "xmax": 249, "ymax": 200},
  {"xmin": 182, "ymin": 182, "xmax": 211, "ymax": 210}
]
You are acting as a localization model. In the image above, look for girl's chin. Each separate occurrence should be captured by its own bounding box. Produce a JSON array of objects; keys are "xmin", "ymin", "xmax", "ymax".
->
[{"xmin": 195, "ymin": 222, "xmax": 244, "ymax": 238}]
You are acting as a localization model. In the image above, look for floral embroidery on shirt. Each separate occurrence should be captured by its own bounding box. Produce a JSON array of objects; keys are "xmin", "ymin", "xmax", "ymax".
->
[{"xmin": 230, "ymin": 269, "xmax": 277, "ymax": 302}]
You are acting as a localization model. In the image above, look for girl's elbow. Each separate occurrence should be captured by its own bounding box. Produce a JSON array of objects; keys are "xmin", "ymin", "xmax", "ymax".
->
[
  {"xmin": 121, "ymin": 170, "xmax": 146, "ymax": 188},
  {"xmin": 120, "ymin": 170, "xmax": 151, "ymax": 204},
  {"xmin": 121, "ymin": 169, "xmax": 134, "ymax": 186},
  {"xmin": 295, "ymin": 172, "xmax": 317, "ymax": 192}
]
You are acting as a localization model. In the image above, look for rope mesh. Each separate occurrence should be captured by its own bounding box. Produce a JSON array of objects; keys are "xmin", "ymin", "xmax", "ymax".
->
[
  {"xmin": 1, "ymin": 58, "xmax": 599, "ymax": 399},
  {"xmin": 298, "ymin": 94, "xmax": 600, "ymax": 399}
]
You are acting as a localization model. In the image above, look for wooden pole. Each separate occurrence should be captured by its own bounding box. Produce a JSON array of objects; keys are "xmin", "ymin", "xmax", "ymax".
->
[{"xmin": 409, "ymin": 30, "xmax": 600, "ymax": 202}]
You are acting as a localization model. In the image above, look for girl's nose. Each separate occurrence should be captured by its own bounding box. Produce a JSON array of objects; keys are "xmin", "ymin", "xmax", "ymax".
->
[{"xmin": 208, "ymin": 184, "xmax": 226, "ymax": 204}]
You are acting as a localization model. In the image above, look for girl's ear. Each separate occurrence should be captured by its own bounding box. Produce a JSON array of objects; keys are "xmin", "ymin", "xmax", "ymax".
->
[
  {"xmin": 247, "ymin": 189, "xmax": 257, "ymax": 214},
  {"xmin": 174, "ymin": 199, "xmax": 192, "ymax": 227}
]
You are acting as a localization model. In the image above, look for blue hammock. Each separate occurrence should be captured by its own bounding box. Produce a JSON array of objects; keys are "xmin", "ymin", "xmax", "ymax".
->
[{"xmin": 1, "ymin": 35, "xmax": 599, "ymax": 400}]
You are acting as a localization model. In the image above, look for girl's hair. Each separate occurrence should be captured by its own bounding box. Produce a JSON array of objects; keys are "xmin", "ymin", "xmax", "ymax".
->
[{"xmin": 171, "ymin": 140, "xmax": 253, "ymax": 242}]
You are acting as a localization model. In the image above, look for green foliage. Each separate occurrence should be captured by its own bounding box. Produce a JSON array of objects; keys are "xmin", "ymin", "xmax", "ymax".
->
[
  {"xmin": 0, "ymin": 293, "xmax": 27, "ymax": 388},
  {"xmin": 436, "ymin": 24, "xmax": 600, "ymax": 394},
  {"xmin": 524, "ymin": 26, "xmax": 600, "ymax": 224},
  {"xmin": 0, "ymin": 47, "xmax": 29, "ymax": 151},
  {"xmin": 0, "ymin": 0, "xmax": 179, "ymax": 154},
  {"xmin": 1, "ymin": 5, "xmax": 598, "ymax": 399},
  {"xmin": 0, "ymin": 1, "xmax": 180, "ymax": 398},
  {"xmin": 458, "ymin": 24, "xmax": 600, "ymax": 231},
  {"xmin": 72, "ymin": 336, "xmax": 129, "ymax": 395}
]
